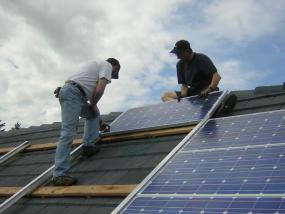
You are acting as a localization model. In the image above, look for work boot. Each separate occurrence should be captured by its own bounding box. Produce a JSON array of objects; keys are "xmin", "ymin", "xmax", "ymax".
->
[
  {"xmin": 222, "ymin": 94, "xmax": 237, "ymax": 114},
  {"xmin": 52, "ymin": 175, "xmax": 78, "ymax": 186},
  {"xmin": 82, "ymin": 145, "xmax": 101, "ymax": 158},
  {"xmin": 214, "ymin": 94, "xmax": 237, "ymax": 117}
]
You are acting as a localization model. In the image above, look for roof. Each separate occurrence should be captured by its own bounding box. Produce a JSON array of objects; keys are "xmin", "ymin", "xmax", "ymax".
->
[
  {"xmin": 0, "ymin": 84, "xmax": 285, "ymax": 214},
  {"xmin": 229, "ymin": 83, "xmax": 285, "ymax": 116}
]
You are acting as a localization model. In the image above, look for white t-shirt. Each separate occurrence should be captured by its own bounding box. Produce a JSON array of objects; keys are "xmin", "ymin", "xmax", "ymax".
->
[{"xmin": 68, "ymin": 61, "xmax": 112, "ymax": 101}]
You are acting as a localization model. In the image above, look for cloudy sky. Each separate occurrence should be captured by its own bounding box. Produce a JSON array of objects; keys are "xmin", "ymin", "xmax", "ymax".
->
[{"xmin": 0, "ymin": 0, "xmax": 285, "ymax": 130}]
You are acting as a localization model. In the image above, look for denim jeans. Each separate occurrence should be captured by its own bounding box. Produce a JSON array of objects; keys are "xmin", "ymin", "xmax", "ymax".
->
[{"xmin": 53, "ymin": 83, "xmax": 100, "ymax": 177}]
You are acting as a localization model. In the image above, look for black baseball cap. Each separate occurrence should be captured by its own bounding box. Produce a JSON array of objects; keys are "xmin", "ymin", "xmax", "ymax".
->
[{"xmin": 170, "ymin": 40, "xmax": 191, "ymax": 54}]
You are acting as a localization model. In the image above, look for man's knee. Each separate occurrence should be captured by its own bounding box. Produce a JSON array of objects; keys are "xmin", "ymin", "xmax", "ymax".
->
[{"xmin": 59, "ymin": 128, "xmax": 76, "ymax": 145}]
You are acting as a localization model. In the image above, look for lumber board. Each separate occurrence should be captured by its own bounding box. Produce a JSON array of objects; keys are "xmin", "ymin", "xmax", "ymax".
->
[
  {"xmin": 0, "ymin": 185, "xmax": 137, "ymax": 197},
  {"xmin": 101, "ymin": 125, "xmax": 195, "ymax": 142},
  {"xmin": 0, "ymin": 139, "xmax": 81, "ymax": 155},
  {"xmin": 0, "ymin": 125, "xmax": 195, "ymax": 154}
]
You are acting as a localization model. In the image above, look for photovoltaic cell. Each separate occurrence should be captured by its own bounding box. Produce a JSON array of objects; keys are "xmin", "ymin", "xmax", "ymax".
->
[
  {"xmin": 143, "ymin": 145, "xmax": 285, "ymax": 194},
  {"xmin": 182, "ymin": 110, "xmax": 285, "ymax": 151},
  {"xmin": 123, "ymin": 197, "xmax": 285, "ymax": 214},
  {"xmin": 108, "ymin": 91, "xmax": 223, "ymax": 134},
  {"xmin": 117, "ymin": 110, "xmax": 285, "ymax": 213}
]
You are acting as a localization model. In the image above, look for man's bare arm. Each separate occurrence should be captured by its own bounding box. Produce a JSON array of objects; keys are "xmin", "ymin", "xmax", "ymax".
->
[
  {"xmin": 91, "ymin": 78, "xmax": 108, "ymax": 106},
  {"xmin": 199, "ymin": 71, "xmax": 221, "ymax": 97},
  {"xmin": 209, "ymin": 71, "xmax": 221, "ymax": 90},
  {"xmin": 181, "ymin": 84, "xmax": 188, "ymax": 97}
]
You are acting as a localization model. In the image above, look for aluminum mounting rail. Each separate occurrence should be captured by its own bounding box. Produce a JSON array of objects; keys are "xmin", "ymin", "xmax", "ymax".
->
[
  {"xmin": 0, "ymin": 144, "xmax": 83, "ymax": 214},
  {"xmin": 0, "ymin": 141, "xmax": 30, "ymax": 165}
]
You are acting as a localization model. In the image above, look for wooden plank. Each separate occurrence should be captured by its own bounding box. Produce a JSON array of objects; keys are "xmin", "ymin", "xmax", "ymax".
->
[
  {"xmin": 0, "ymin": 185, "xmax": 137, "ymax": 197},
  {"xmin": 25, "ymin": 139, "xmax": 82, "ymax": 152},
  {"xmin": 0, "ymin": 125, "xmax": 195, "ymax": 154},
  {"xmin": 101, "ymin": 125, "xmax": 195, "ymax": 142},
  {"xmin": 0, "ymin": 187, "xmax": 20, "ymax": 196},
  {"xmin": 0, "ymin": 139, "xmax": 81, "ymax": 155}
]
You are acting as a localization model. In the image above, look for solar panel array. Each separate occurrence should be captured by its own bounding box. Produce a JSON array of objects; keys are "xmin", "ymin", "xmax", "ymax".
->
[
  {"xmin": 119, "ymin": 110, "xmax": 285, "ymax": 213},
  {"xmin": 109, "ymin": 92, "xmax": 223, "ymax": 134}
]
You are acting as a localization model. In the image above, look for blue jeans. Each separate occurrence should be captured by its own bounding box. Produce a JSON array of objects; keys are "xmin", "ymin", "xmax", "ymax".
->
[{"xmin": 53, "ymin": 83, "xmax": 100, "ymax": 177}]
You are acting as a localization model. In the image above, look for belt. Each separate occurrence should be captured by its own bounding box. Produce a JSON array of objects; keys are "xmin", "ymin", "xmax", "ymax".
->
[{"xmin": 66, "ymin": 80, "xmax": 86, "ymax": 97}]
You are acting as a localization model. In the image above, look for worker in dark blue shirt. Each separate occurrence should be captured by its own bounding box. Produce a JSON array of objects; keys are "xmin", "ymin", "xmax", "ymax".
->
[{"xmin": 161, "ymin": 40, "xmax": 221, "ymax": 101}]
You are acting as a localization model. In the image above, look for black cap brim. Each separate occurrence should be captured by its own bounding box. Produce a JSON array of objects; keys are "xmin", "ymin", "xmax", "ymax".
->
[{"xmin": 170, "ymin": 48, "xmax": 178, "ymax": 54}]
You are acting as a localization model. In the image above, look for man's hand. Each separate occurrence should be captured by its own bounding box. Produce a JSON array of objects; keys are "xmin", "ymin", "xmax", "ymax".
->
[
  {"xmin": 177, "ymin": 94, "xmax": 182, "ymax": 102},
  {"xmin": 90, "ymin": 105, "xmax": 100, "ymax": 118},
  {"xmin": 100, "ymin": 119, "xmax": 110, "ymax": 132},
  {"xmin": 199, "ymin": 87, "xmax": 212, "ymax": 98}
]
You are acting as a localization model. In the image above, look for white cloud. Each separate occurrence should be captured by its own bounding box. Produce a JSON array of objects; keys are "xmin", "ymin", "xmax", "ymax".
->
[
  {"xmin": 218, "ymin": 59, "xmax": 270, "ymax": 90},
  {"xmin": 0, "ymin": 0, "xmax": 283, "ymax": 130},
  {"xmin": 0, "ymin": 0, "xmax": 188, "ymax": 129},
  {"xmin": 202, "ymin": 0, "xmax": 285, "ymax": 43}
]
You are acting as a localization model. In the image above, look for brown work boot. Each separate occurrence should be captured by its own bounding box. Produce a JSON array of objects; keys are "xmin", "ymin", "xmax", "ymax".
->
[
  {"xmin": 52, "ymin": 175, "xmax": 78, "ymax": 186},
  {"xmin": 81, "ymin": 145, "xmax": 101, "ymax": 158},
  {"xmin": 214, "ymin": 94, "xmax": 237, "ymax": 117}
]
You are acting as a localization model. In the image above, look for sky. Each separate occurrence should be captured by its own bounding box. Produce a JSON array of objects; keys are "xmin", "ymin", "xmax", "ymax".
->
[{"xmin": 0, "ymin": 0, "xmax": 285, "ymax": 130}]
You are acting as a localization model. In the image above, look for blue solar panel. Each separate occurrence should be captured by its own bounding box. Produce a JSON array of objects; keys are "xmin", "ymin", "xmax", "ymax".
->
[
  {"xmin": 123, "ymin": 197, "xmax": 285, "ymax": 213},
  {"xmin": 143, "ymin": 144, "xmax": 285, "ymax": 194},
  {"xmin": 141, "ymin": 110, "xmax": 285, "ymax": 195},
  {"xmin": 116, "ymin": 110, "xmax": 285, "ymax": 213},
  {"xmin": 182, "ymin": 110, "xmax": 285, "ymax": 151},
  {"xmin": 108, "ymin": 91, "xmax": 223, "ymax": 134}
]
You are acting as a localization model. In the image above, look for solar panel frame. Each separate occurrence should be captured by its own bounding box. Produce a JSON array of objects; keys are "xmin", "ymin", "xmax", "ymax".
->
[
  {"xmin": 111, "ymin": 91, "xmax": 228, "ymax": 214},
  {"xmin": 103, "ymin": 91, "xmax": 225, "ymax": 136}
]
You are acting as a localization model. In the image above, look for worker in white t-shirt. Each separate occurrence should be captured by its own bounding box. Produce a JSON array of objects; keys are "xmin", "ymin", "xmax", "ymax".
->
[{"xmin": 52, "ymin": 58, "xmax": 120, "ymax": 186}]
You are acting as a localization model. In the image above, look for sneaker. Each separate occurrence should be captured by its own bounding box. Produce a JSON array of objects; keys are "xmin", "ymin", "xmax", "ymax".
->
[
  {"xmin": 81, "ymin": 145, "xmax": 101, "ymax": 158},
  {"xmin": 52, "ymin": 175, "xmax": 78, "ymax": 186}
]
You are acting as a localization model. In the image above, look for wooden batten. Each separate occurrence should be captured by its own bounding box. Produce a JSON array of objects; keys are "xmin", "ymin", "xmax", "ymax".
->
[
  {"xmin": 101, "ymin": 125, "xmax": 196, "ymax": 142},
  {"xmin": 0, "ymin": 185, "xmax": 137, "ymax": 197},
  {"xmin": 0, "ymin": 125, "xmax": 195, "ymax": 155},
  {"xmin": 0, "ymin": 139, "xmax": 81, "ymax": 155}
]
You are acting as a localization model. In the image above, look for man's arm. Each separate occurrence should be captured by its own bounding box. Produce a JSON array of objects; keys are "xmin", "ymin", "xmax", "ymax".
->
[
  {"xmin": 180, "ymin": 84, "xmax": 188, "ymax": 97},
  {"xmin": 199, "ymin": 71, "xmax": 221, "ymax": 97},
  {"xmin": 91, "ymin": 78, "xmax": 108, "ymax": 107},
  {"xmin": 209, "ymin": 71, "xmax": 221, "ymax": 90}
]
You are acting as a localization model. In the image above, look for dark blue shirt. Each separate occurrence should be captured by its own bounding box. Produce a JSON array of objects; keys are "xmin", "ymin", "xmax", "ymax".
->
[{"xmin": 177, "ymin": 53, "xmax": 217, "ymax": 94}]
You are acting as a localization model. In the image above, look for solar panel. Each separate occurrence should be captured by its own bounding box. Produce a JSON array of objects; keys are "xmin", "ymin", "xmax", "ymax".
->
[
  {"xmin": 123, "ymin": 197, "xmax": 285, "ymax": 213},
  {"xmin": 115, "ymin": 110, "xmax": 285, "ymax": 213},
  {"xmin": 182, "ymin": 110, "xmax": 285, "ymax": 151},
  {"xmin": 108, "ymin": 91, "xmax": 224, "ymax": 134},
  {"xmin": 143, "ymin": 144, "xmax": 285, "ymax": 194}
]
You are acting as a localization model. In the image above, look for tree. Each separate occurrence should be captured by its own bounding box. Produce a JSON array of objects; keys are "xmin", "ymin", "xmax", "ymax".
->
[{"xmin": 0, "ymin": 120, "xmax": 5, "ymax": 132}]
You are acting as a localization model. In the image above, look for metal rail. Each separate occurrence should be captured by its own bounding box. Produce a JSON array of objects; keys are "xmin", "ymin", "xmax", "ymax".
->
[
  {"xmin": 111, "ymin": 91, "xmax": 228, "ymax": 214},
  {"xmin": 0, "ymin": 141, "xmax": 30, "ymax": 165},
  {"xmin": 0, "ymin": 144, "xmax": 83, "ymax": 213}
]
